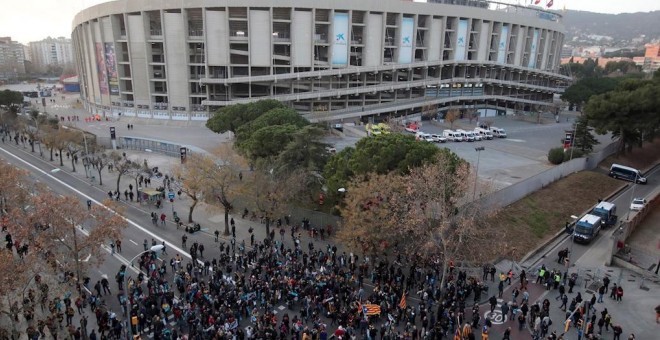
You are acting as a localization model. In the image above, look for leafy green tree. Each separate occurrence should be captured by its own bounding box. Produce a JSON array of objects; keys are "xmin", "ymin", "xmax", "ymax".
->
[
  {"xmin": 561, "ymin": 77, "xmax": 622, "ymax": 108},
  {"xmin": 603, "ymin": 60, "xmax": 641, "ymax": 75},
  {"xmin": 242, "ymin": 124, "xmax": 299, "ymax": 160},
  {"xmin": 275, "ymin": 125, "xmax": 330, "ymax": 173},
  {"xmin": 235, "ymin": 107, "xmax": 309, "ymax": 151},
  {"xmin": 0, "ymin": 89, "xmax": 23, "ymax": 108},
  {"xmin": 206, "ymin": 99, "xmax": 284, "ymax": 134},
  {"xmin": 572, "ymin": 115, "xmax": 600, "ymax": 152},
  {"xmin": 323, "ymin": 134, "xmax": 444, "ymax": 200},
  {"xmin": 586, "ymin": 78, "xmax": 660, "ymax": 154}
]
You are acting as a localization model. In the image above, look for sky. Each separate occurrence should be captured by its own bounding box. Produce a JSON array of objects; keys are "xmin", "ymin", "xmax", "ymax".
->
[{"xmin": 1, "ymin": 0, "xmax": 659, "ymax": 44}]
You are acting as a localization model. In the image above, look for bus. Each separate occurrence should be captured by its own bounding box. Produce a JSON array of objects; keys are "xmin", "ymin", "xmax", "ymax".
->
[{"xmin": 608, "ymin": 164, "xmax": 646, "ymax": 184}]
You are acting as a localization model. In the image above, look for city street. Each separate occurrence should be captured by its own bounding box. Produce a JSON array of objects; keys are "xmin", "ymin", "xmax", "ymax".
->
[{"xmin": 2, "ymin": 125, "xmax": 657, "ymax": 339}]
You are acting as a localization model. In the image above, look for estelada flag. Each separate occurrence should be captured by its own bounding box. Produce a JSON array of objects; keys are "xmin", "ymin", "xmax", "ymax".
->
[
  {"xmin": 547, "ymin": 0, "xmax": 554, "ymax": 7},
  {"xmin": 534, "ymin": 0, "xmax": 541, "ymax": 4},
  {"xmin": 399, "ymin": 293, "xmax": 407, "ymax": 309},
  {"xmin": 361, "ymin": 304, "xmax": 381, "ymax": 316}
]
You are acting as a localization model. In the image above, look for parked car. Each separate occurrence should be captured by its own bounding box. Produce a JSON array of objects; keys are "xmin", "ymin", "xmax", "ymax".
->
[
  {"xmin": 430, "ymin": 134, "xmax": 448, "ymax": 143},
  {"xmin": 630, "ymin": 198, "xmax": 647, "ymax": 211}
]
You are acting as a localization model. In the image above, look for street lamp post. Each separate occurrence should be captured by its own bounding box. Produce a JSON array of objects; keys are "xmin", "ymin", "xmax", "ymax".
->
[
  {"xmin": 124, "ymin": 244, "xmax": 164, "ymax": 340},
  {"xmin": 61, "ymin": 125, "xmax": 90, "ymax": 178},
  {"xmin": 626, "ymin": 173, "xmax": 639, "ymax": 221},
  {"xmin": 568, "ymin": 214, "xmax": 579, "ymax": 266},
  {"xmin": 473, "ymin": 147, "xmax": 485, "ymax": 200}
]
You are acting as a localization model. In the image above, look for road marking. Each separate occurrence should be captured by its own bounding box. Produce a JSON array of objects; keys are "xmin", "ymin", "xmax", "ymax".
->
[
  {"xmin": 0, "ymin": 145, "xmax": 195, "ymax": 264},
  {"xmin": 129, "ymin": 239, "xmax": 138, "ymax": 246},
  {"xmin": 505, "ymin": 138, "xmax": 526, "ymax": 143}
]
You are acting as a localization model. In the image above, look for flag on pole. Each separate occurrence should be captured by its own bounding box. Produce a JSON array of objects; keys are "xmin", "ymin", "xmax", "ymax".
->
[
  {"xmin": 398, "ymin": 293, "xmax": 407, "ymax": 309},
  {"xmin": 361, "ymin": 304, "xmax": 382, "ymax": 316},
  {"xmin": 547, "ymin": 0, "xmax": 554, "ymax": 7},
  {"xmin": 534, "ymin": 0, "xmax": 541, "ymax": 4}
]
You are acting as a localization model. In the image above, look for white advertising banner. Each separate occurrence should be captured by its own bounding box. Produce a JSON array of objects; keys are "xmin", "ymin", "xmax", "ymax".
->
[
  {"xmin": 398, "ymin": 17, "xmax": 414, "ymax": 64},
  {"xmin": 528, "ymin": 29, "xmax": 539, "ymax": 68},
  {"xmin": 455, "ymin": 19, "xmax": 468, "ymax": 60},
  {"xmin": 497, "ymin": 25, "xmax": 509, "ymax": 64},
  {"xmin": 332, "ymin": 13, "xmax": 349, "ymax": 66}
]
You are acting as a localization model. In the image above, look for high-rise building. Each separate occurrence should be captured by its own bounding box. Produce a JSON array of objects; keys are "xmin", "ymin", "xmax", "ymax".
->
[
  {"xmin": 29, "ymin": 37, "xmax": 75, "ymax": 73},
  {"xmin": 0, "ymin": 37, "xmax": 27, "ymax": 79}
]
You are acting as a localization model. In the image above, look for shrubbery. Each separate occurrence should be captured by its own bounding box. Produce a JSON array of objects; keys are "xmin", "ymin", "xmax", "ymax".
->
[
  {"xmin": 563, "ymin": 148, "xmax": 584, "ymax": 162},
  {"xmin": 548, "ymin": 147, "xmax": 565, "ymax": 165}
]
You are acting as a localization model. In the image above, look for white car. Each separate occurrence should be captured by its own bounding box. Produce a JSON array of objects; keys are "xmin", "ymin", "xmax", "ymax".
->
[
  {"xmin": 430, "ymin": 134, "xmax": 448, "ymax": 143},
  {"xmin": 630, "ymin": 198, "xmax": 647, "ymax": 211},
  {"xmin": 422, "ymin": 134, "xmax": 435, "ymax": 142}
]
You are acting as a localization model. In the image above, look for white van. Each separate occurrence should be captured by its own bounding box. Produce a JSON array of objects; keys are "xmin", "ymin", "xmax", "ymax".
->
[
  {"xmin": 490, "ymin": 126, "xmax": 507, "ymax": 138},
  {"xmin": 443, "ymin": 129, "xmax": 463, "ymax": 142},
  {"xmin": 474, "ymin": 127, "xmax": 494, "ymax": 140},
  {"xmin": 456, "ymin": 129, "xmax": 475, "ymax": 142}
]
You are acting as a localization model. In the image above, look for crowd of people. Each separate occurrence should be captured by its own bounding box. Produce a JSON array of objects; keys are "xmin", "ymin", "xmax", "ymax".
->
[{"xmin": 76, "ymin": 218, "xmax": 515, "ymax": 340}]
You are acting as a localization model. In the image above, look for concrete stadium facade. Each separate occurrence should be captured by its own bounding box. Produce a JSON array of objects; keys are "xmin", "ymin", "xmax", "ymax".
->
[{"xmin": 71, "ymin": 0, "xmax": 569, "ymax": 122}]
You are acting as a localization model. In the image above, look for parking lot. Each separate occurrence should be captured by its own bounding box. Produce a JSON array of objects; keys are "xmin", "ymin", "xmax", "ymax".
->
[{"xmin": 377, "ymin": 114, "xmax": 612, "ymax": 189}]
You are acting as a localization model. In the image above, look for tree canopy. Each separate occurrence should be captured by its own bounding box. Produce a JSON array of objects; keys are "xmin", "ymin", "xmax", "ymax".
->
[
  {"xmin": 561, "ymin": 76, "xmax": 624, "ymax": 107},
  {"xmin": 585, "ymin": 76, "xmax": 660, "ymax": 154},
  {"xmin": 235, "ymin": 107, "xmax": 310, "ymax": 156},
  {"xmin": 0, "ymin": 89, "xmax": 23, "ymax": 108},
  {"xmin": 205, "ymin": 99, "xmax": 284, "ymax": 134},
  {"xmin": 323, "ymin": 133, "xmax": 445, "ymax": 200},
  {"xmin": 338, "ymin": 151, "xmax": 496, "ymax": 289}
]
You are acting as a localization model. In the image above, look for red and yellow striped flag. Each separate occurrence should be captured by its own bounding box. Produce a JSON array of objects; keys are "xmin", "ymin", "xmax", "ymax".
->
[
  {"xmin": 399, "ymin": 293, "xmax": 407, "ymax": 309},
  {"xmin": 361, "ymin": 304, "xmax": 381, "ymax": 316}
]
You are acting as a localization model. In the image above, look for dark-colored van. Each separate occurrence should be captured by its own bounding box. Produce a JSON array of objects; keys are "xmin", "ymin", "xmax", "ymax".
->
[{"xmin": 608, "ymin": 164, "xmax": 646, "ymax": 184}]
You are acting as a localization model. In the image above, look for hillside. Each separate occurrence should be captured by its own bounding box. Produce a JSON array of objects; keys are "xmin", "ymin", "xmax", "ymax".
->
[{"xmin": 562, "ymin": 10, "xmax": 660, "ymax": 43}]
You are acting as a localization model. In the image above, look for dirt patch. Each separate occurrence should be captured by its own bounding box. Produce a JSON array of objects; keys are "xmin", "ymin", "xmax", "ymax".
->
[
  {"xmin": 488, "ymin": 171, "xmax": 622, "ymax": 261},
  {"xmin": 600, "ymin": 138, "xmax": 660, "ymax": 172}
]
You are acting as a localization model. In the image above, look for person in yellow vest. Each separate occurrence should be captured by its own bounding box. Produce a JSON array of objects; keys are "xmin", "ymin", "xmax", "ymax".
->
[
  {"xmin": 537, "ymin": 267, "xmax": 546, "ymax": 284},
  {"xmin": 499, "ymin": 272, "xmax": 506, "ymax": 282},
  {"xmin": 554, "ymin": 272, "xmax": 562, "ymax": 289},
  {"xmin": 482, "ymin": 324, "xmax": 490, "ymax": 340}
]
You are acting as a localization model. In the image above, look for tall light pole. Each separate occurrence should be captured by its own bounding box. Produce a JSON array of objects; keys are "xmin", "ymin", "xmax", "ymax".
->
[
  {"xmin": 626, "ymin": 173, "xmax": 639, "ymax": 221},
  {"xmin": 61, "ymin": 125, "xmax": 90, "ymax": 178},
  {"xmin": 473, "ymin": 147, "xmax": 485, "ymax": 200},
  {"xmin": 124, "ymin": 244, "xmax": 164, "ymax": 340}
]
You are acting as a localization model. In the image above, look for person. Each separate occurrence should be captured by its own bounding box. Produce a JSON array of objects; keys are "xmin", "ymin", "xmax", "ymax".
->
[
  {"xmin": 502, "ymin": 326, "xmax": 511, "ymax": 340},
  {"xmin": 115, "ymin": 239, "xmax": 122, "ymax": 253},
  {"xmin": 214, "ymin": 230, "xmax": 220, "ymax": 242},
  {"xmin": 616, "ymin": 286, "xmax": 623, "ymax": 302},
  {"xmin": 160, "ymin": 213, "xmax": 166, "ymax": 225},
  {"xmin": 612, "ymin": 324, "xmax": 623, "ymax": 340},
  {"xmin": 181, "ymin": 234, "xmax": 187, "ymax": 248}
]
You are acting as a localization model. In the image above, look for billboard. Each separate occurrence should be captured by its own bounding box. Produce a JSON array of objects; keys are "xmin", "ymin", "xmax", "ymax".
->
[
  {"xmin": 104, "ymin": 43, "xmax": 119, "ymax": 95},
  {"xmin": 95, "ymin": 43, "xmax": 109, "ymax": 95},
  {"xmin": 455, "ymin": 19, "xmax": 468, "ymax": 60},
  {"xmin": 332, "ymin": 13, "xmax": 349, "ymax": 66},
  {"xmin": 398, "ymin": 17, "xmax": 414, "ymax": 64},
  {"xmin": 497, "ymin": 25, "xmax": 509, "ymax": 64},
  {"xmin": 528, "ymin": 29, "xmax": 539, "ymax": 68}
]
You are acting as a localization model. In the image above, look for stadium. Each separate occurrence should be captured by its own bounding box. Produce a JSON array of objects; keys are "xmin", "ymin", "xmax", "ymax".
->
[{"xmin": 71, "ymin": 0, "xmax": 569, "ymax": 122}]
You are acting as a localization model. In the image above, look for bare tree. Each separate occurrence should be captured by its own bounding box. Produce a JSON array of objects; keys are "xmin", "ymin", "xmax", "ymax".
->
[
  {"xmin": 338, "ymin": 152, "xmax": 499, "ymax": 291},
  {"xmin": 445, "ymin": 108, "xmax": 460, "ymax": 128}
]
